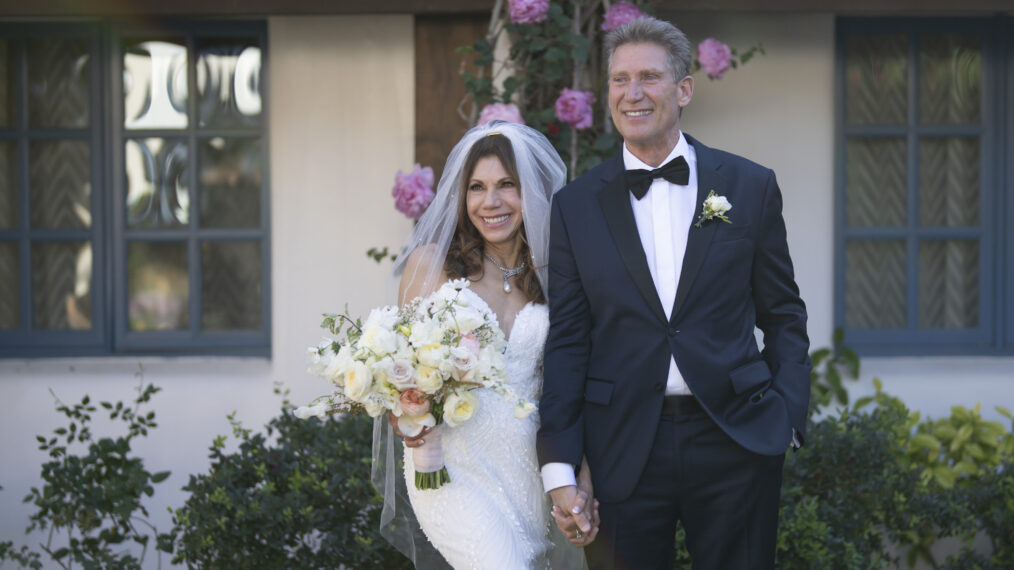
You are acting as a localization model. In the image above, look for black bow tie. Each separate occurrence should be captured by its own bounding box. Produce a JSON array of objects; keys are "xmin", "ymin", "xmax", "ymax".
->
[{"xmin": 625, "ymin": 155, "xmax": 690, "ymax": 199}]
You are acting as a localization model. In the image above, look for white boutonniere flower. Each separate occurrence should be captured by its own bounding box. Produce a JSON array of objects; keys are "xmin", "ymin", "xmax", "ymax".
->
[{"xmin": 694, "ymin": 190, "xmax": 732, "ymax": 228}]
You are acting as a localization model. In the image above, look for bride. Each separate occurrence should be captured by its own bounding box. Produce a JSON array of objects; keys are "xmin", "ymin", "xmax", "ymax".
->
[{"xmin": 372, "ymin": 121, "xmax": 597, "ymax": 569}]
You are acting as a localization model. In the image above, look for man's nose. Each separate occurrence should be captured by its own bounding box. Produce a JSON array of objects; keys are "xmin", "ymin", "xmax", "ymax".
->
[{"xmin": 625, "ymin": 80, "xmax": 644, "ymax": 100}]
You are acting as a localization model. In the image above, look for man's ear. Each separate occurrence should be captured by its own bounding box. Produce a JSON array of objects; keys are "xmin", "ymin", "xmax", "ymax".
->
[{"xmin": 677, "ymin": 75, "xmax": 694, "ymax": 109}]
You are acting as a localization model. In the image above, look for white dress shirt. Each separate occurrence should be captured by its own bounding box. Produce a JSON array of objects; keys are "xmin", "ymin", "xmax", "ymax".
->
[{"xmin": 542, "ymin": 133, "xmax": 697, "ymax": 493}]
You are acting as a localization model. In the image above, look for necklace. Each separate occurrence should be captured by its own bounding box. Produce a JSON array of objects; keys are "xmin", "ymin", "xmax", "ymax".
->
[{"xmin": 484, "ymin": 253, "xmax": 526, "ymax": 293}]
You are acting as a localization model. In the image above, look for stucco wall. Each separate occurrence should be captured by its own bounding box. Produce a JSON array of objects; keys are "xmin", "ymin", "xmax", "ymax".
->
[
  {"xmin": 673, "ymin": 12, "xmax": 1012, "ymax": 423},
  {"xmin": 0, "ymin": 15, "xmax": 415, "ymax": 567}
]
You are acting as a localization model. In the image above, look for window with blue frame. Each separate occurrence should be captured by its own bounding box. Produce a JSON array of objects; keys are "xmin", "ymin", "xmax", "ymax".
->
[
  {"xmin": 0, "ymin": 22, "xmax": 270, "ymax": 357},
  {"xmin": 836, "ymin": 18, "xmax": 1010, "ymax": 355}
]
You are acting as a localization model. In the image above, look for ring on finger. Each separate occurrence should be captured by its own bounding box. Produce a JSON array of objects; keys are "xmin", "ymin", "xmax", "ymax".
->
[{"xmin": 575, "ymin": 530, "xmax": 582, "ymax": 539}]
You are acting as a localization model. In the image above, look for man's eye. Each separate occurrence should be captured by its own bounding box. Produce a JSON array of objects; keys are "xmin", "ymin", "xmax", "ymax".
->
[{"xmin": 611, "ymin": 76, "xmax": 628, "ymax": 84}]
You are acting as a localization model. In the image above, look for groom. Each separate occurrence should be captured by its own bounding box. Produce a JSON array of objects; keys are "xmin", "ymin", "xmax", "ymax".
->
[{"xmin": 537, "ymin": 17, "xmax": 810, "ymax": 569}]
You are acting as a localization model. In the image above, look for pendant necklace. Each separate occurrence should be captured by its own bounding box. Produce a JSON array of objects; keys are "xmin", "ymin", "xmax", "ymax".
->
[{"xmin": 484, "ymin": 253, "xmax": 526, "ymax": 293}]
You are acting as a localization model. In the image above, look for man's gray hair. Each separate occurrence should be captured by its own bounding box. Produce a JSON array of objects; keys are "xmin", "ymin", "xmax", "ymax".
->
[{"xmin": 604, "ymin": 17, "xmax": 693, "ymax": 81}]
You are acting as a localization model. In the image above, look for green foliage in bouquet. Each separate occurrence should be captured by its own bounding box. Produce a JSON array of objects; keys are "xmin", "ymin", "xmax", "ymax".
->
[
  {"xmin": 0, "ymin": 379, "xmax": 169, "ymax": 570},
  {"xmin": 158, "ymin": 386, "xmax": 411, "ymax": 569}
]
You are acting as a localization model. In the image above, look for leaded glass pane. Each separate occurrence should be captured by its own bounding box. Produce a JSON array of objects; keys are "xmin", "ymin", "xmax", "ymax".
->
[
  {"xmin": 919, "ymin": 240, "xmax": 978, "ymax": 329},
  {"xmin": 845, "ymin": 240, "xmax": 906, "ymax": 329},
  {"xmin": 127, "ymin": 241, "xmax": 188, "ymax": 331},
  {"xmin": 0, "ymin": 142, "xmax": 15, "ymax": 229},
  {"xmin": 845, "ymin": 34, "xmax": 908, "ymax": 126},
  {"xmin": 27, "ymin": 37, "xmax": 90, "ymax": 128},
  {"xmin": 0, "ymin": 39, "xmax": 13, "ymax": 127},
  {"xmin": 919, "ymin": 137, "xmax": 979, "ymax": 227},
  {"xmin": 201, "ymin": 240, "xmax": 261, "ymax": 331},
  {"xmin": 123, "ymin": 40, "xmax": 188, "ymax": 130},
  {"xmin": 125, "ymin": 138, "xmax": 190, "ymax": 228},
  {"xmin": 197, "ymin": 39, "xmax": 262, "ymax": 129},
  {"xmin": 29, "ymin": 140, "xmax": 91, "ymax": 229},
  {"xmin": 920, "ymin": 34, "xmax": 981, "ymax": 125},
  {"xmin": 32, "ymin": 241, "xmax": 92, "ymax": 330},
  {"xmin": 0, "ymin": 242, "xmax": 18, "ymax": 329},
  {"xmin": 845, "ymin": 138, "xmax": 907, "ymax": 227},
  {"xmin": 200, "ymin": 137, "xmax": 261, "ymax": 228}
]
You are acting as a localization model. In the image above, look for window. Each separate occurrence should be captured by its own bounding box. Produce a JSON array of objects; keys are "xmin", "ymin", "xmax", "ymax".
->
[
  {"xmin": 836, "ymin": 18, "xmax": 1010, "ymax": 355},
  {"xmin": 0, "ymin": 22, "xmax": 269, "ymax": 357}
]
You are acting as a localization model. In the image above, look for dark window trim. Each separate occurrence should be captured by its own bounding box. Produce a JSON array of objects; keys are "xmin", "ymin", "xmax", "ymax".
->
[
  {"xmin": 0, "ymin": 20, "xmax": 271, "ymax": 358},
  {"xmin": 835, "ymin": 16, "xmax": 1010, "ymax": 356}
]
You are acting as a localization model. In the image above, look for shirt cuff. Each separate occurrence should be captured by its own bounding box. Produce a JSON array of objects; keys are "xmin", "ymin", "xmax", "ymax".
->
[
  {"xmin": 541, "ymin": 462, "xmax": 577, "ymax": 493},
  {"xmin": 791, "ymin": 428, "xmax": 801, "ymax": 449}
]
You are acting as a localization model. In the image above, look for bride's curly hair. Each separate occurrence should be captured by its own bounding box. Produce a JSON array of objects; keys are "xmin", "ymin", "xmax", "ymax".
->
[{"xmin": 444, "ymin": 134, "xmax": 546, "ymax": 304}]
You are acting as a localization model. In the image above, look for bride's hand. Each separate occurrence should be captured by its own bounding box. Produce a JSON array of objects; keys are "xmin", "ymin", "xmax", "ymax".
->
[
  {"xmin": 387, "ymin": 412, "xmax": 432, "ymax": 448},
  {"xmin": 575, "ymin": 456, "xmax": 600, "ymax": 545}
]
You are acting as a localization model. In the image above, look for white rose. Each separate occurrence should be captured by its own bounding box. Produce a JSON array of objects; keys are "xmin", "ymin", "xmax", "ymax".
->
[
  {"xmin": 344, "ymin": 360, "xmax": 375, "ymax": 402},
  {"xmin": 443, "ymin": 390, "xmax": 480, "ymax": 427},
  {"xmin": 417, "ymin": 344, "xmax": 448, "ymax": 369},
  {"xmin": 385, "ymin": 358, "xmax": 417, "ymax": 390},
  {"xmin": 415, "ymin": 365, "xmax": 444, "ymax": 394},
  {"xmin": 451, "ymin": 306, "xmax": 486, "ymax": 334},
  {"xmin": 705, "ymin": 194, "xmax": 732, "ymax": 214},
  {"xmin": 449, "ymin": 345, "xmax": 477, "ymax": 381},
  {"xmin": 360, "ymin": 324, "xmax": 398, "ymax": 356},
  {"xmin": 398, "ymin": 412, "xmax": 436, "ymax": 437},
  {"xmin": 363, "ymin": 305, "xmax": 399, "ymax": 331},
  {"xmin": 514, "ymin": 400, "xmax": 537, "ymax": 419},
  {"xmin": 409, "ymin": 319, "xmax": 443, "ymax": 347},
  {"xmin": 323, "ymin": 345, "xmax": 353, "ymax": 386}
]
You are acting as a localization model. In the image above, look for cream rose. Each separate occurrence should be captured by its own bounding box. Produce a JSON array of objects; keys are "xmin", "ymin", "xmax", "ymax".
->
[
  {"xmin": 360, "ymin": 324, "xmax": 398, "ymax": 356},
  {"xmin": 443, "ymin": 390, "xmax": 480, "ymax": 427},
  {"xmin": 415, "ymin": 365, "xmax": 444, "ymax": 394},
  {"xmin": 417, "ymin": 344, "xmax": 448, "ymax": 369},
  {"xmin": 344, "ymin": 360, "xmax": 375, "ymax": 401}
]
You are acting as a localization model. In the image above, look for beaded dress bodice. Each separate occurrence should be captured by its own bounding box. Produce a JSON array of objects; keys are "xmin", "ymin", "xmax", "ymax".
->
[{"xmin": 404, "ymin": 288, "xmax": 553, "ymax": 569}]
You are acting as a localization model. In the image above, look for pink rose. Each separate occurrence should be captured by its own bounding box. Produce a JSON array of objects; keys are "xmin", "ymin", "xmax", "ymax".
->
[
  {"xmin": 601, "ymin": 2, "xmax": 647, "ymax": 32},
  {"xmin": 697, "ymin": 38, "xmax": 733, "ymax": 79},
  {"xmin": 508, "ymin": 0, "xmax": 550, "ymax": 24},
  {"xmin": 392, "ymin": 164, "xmax": 435, "ymax": 220},
  {"xmin": 554, "ymin": 89, "xmax": 596, "ymax": 130},
  {"xmin": 458, "ymin": 333, "xmax": 481, "ymax": 356},
  {"xmin": 399, "ymin": 388, "xmax": 432, "ymax": 417},
  {"xmin": 478, "ymin": 102, "xmax": 525, "ymax": 126}
]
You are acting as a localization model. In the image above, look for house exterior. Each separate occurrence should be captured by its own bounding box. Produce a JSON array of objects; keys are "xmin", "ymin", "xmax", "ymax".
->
[{"xmin": 1, "ymin": 1, "xmax": 1011, "ymax": 567}]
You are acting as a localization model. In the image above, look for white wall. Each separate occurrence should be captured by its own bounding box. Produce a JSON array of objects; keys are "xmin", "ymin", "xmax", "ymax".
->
[
  {"xmin": 0, "ymin": 15, "xmax": 416, "ymax": 568},
  {"xmin": 673, "ymin": 12, "xmax": 1012, "ymax": 424}
]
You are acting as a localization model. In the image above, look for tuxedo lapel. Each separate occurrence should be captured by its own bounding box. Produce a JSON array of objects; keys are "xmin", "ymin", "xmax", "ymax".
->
[
  {"xmin": 672, "ymin": 137, "xmax": 725, "ymax": 322},
  {"xmin": 597, "ymin": 154, "xmax": 668, "ymax": 324}
]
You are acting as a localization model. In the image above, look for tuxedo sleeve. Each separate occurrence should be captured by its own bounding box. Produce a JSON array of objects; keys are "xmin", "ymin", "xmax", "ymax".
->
[
  {"xmin": 751, "ymin": 171, "xmax": 811, "ymax": 444},
  {"xmin": 537, "ymin": 195, "xmax": 591, "ymax": 468}
]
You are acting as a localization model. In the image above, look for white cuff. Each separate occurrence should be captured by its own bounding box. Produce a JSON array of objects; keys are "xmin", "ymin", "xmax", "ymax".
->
[{"xmin": 541, "ymin": 462, "xmax": 577, "ymax": 493}]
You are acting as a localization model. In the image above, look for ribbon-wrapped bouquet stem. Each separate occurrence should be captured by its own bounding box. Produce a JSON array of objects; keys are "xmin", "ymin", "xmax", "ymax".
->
[{"xmin": 296, "ymin": 279, "xmax": 536, "ymax": 489}]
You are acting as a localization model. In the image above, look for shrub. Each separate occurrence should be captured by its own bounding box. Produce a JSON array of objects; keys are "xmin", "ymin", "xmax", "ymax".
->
[{"xmin": 159, "ymin": 400, "xmax": 410, "ymax": 569}]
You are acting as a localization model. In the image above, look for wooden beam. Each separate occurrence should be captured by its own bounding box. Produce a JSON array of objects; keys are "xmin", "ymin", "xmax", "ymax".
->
[{"xmin": 0, "ymin": 0, "xmax": 1009, "ymax": 18}]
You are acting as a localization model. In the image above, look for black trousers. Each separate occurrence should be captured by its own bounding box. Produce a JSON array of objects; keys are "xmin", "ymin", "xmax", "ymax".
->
[{"xmin": 585, "ymin": 407, "xmax": 785, "ymax": 570}]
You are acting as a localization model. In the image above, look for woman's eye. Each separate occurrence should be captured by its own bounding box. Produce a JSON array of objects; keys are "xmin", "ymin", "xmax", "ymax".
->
[{"xmin": 468, "ymin": 183, "xmax": 483, "ymax": 192}]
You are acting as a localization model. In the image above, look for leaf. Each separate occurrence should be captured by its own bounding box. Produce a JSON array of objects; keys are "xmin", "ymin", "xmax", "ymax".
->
[
  {"xmin": 996, "ymin": 405, "xmax": 1012, "ymax": 419},
  {"xmin": 910, "ymin": 433, "xmax": 941, "ymax": 452},
  {"xmin": 872, "ymin": 377, "xmax": 883, "ymax": 392},
  {"xmin": 151, "ymin": 471, "xmax": 171, "ymax": 483}
]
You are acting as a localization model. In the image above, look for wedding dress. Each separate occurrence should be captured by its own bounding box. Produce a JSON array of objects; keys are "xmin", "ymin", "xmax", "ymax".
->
[{"xmin": 405, "ymin": 288, "xmax": 577, "ymax": 569}]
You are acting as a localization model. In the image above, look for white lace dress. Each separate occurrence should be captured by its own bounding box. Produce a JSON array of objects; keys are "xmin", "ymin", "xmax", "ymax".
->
[{"xmin": 405, "ymin": 290, "xmax": 575, "ymax": 569}]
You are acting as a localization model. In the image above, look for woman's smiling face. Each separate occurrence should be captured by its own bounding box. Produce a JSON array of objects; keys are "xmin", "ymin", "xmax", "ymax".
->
[{"xmin": 466, "ymin": 155, "xmax": 523, "ymax": 248}]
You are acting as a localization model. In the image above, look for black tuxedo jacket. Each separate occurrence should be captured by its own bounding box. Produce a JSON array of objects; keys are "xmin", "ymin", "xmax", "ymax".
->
[{"xmin": 536, "ymin": 135, "xmax": 811, "ymax": 503}]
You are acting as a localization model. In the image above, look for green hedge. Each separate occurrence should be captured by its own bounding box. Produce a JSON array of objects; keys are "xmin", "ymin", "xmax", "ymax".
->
[{"xmin": 3, "ymin": 350, "xmax": 1012, "ymax": 569}]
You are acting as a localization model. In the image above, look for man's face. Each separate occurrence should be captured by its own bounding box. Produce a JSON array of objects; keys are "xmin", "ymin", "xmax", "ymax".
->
[{"xmin": 608, "ymin": 42, "xmax": 693, "ymax": 163}]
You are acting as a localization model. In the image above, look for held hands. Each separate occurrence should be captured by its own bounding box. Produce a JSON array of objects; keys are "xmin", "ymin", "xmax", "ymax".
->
[
  {"xmin": 387, "ymin": 412, "xmax": 432, "ymax": 448},
  {"xmin": 549, "ymin": 457, "xmax": 600, "ymax": 547}
]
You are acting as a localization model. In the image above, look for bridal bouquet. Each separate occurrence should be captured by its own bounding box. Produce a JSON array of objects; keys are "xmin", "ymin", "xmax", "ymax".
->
[{"xmin": 296, "ymin": 279, "xmax": 536, "ymax": 489}]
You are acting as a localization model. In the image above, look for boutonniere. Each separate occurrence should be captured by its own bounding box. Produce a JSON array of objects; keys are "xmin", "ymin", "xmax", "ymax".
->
[{"xmin": 694, "ymin": 190, "xmax": 732, "ymax": 228}]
